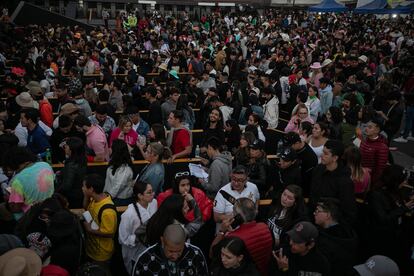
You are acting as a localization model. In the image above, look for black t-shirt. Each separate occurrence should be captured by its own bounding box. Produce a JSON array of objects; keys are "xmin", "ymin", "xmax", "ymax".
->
[
  {"xmin": 148, "ymin": 100, "xmax": 162, "ymax": 126},
  {"xmin": 284, "ymin": 247, "xmax": 331, "ymax": 276},
  {"xmin": 296, "ymin": 144, "xmax": 318, "ymax": 196}
]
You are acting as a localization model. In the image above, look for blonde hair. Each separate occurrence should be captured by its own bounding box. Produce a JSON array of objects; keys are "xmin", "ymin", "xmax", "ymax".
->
[{"xmin": 118, "ymin": 116, "xmax": 132, "ymax": 129}]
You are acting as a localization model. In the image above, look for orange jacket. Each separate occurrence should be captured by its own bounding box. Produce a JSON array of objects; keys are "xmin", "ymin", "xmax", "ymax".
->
[{"xmin": 39, "ymin": 99, "xmax": 53, "ymax": 127}]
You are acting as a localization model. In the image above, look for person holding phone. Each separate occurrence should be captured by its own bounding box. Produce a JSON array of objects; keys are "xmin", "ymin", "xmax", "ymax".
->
[
  {"xmin": 211, "ymin": 197, "xmax": 272, "ymax": 276},
  {"xmin": 273, "ymin": 221, "xmax": 330, "ymax": 275}
]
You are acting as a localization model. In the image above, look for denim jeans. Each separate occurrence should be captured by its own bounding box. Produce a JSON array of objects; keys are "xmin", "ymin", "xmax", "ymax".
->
[{"xmin": 403, "ymin": 106, "xmax": 414, "ymax": 138}]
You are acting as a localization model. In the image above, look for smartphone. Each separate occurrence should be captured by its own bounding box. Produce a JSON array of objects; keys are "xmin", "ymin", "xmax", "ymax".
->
[{"xmin": 231, "ymin": 214, "xmax": 244, "ymax": 229}]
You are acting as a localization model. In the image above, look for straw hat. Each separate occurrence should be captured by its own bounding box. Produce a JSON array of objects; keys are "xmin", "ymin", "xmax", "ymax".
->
[
  {"xmin": 29, "ymin": 86, "xmax": 43, "ymax": 98},
  {"xmin": 60, "ymin": 103, "xmax": 79, "ymax": 115},
  {"xmin": 25, "ymin": 81, "xmax": 41, "ymax": 91},
  {"xmin": 15, "ymin": 92, "xmax": 39, "ymax": 109},
  {"xmin": 0, "ymin": 248, "xmax": 42, "ymax": 276},
  {"xmin": 158, "ymin": 63, "xmax": 168, "ymax": 72}
]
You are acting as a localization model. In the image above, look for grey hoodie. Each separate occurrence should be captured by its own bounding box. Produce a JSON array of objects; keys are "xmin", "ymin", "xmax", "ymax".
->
[
  {"xmin": 161, "ymin": 99, "xmax": 176, "ymax": 127},
  {"xmin": 202, "ymin": 151, "xmax": 233, "ymax": 198},
  {"xmin": 75, "ymin": 98, "xmax": 92, "ymax": 117}
]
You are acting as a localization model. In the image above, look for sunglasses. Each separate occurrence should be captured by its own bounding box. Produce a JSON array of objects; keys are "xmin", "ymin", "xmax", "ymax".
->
[{"xmin": 175, "ymin": 171, "xmax": 190, "ymax": 179}]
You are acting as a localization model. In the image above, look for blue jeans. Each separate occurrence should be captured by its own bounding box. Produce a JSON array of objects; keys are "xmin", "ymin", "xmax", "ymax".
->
[{"xmin": 403, "ymin": 106, "xmax": 414, "ymax": 138}]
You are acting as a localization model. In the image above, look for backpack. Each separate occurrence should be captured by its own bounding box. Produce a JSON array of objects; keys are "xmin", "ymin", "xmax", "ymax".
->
[{"xmin": 97, "ymin": 203, "xmax": 117, "ymax": 225}]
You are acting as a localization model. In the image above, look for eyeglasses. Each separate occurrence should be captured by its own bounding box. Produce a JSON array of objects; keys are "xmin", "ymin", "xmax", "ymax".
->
[
  {"xmin": 314, "ymin": 208, "xmax": 328, "ymax": 214},
  {"xmin": 175, "ymin": 172, "xmax": 190, "ymax": 179},
  {"xmin": 231, "ymin": 176, "xmax": 247, "ymax": 183}
]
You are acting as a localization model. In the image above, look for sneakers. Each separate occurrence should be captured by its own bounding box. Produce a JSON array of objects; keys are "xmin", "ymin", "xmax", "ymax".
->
[
  {"xmin": 393, "ymin": 136, "xmax": 408, "ymax": 143},
  {"xmin": 407, "ymin": 136, "xmax": 414, "ymax": 141}
]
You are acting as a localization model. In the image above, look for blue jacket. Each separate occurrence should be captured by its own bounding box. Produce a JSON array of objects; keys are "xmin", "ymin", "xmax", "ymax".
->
[
  {"xmin": 135, "ymin": 119, "xmax": 150, "ymax": 136},
  {"xmin": 27, "ymin": 124, "xmax": 50, "ymax": 154},
  {"xmin": 319, "ymin": 85, "xmax": 333, "ymax": 115},
  {"xmin": 138, "ymin": 163, "xmax": 165, "ymax": 195}
]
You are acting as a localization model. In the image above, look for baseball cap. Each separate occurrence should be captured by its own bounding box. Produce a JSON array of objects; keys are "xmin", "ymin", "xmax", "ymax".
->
[
  {"xmin": 280, "ymin": 147, "xmax": 297, "ymax": 162},
  {"xmin": 287, "ymin": 221, "xmax": 318, "ymax": 244},
  {"xmin": 353, "ymin": 255, "xmax": 400, "ymax": 276},
  {"xmin": 249, "ymin": 139, "xmax": 264, "ymax": 150},
  {"xmin": 283, "ymin": 132, "xmax": 301, "ymax": 146}
]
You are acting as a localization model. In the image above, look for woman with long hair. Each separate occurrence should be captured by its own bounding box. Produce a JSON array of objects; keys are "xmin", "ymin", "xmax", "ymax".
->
[
  {"xmin": 118, "ymin": 181, "xmax": 157, "ymax": 273},
  {"xmin": 176, "ymin": 94, "xmax": 195, "ymax": 130},
  {"xmin": 284, "ymin": 103, "xmax": 314, "ymax": 133},
  {"xmin": 343, "ymin": 146, "xmax": 371, "ymax": 197},
  {"xmin": 326, "ymin": 106, "xmax": 343, "ymax": 140},
  {"xmin": 57, "ymin": 137, "xmax": 87, "ymax": 208},
  {"xmin": 104, "ymin": 139, "xmax": 134, "ymax": 206},
  {"xmin": 234, "ymin": 131, "xmax": 256, "ymax": 167},
  {"xmin": 247, "ymin": 113, "xmax": 266, "ymax": 142},
  {"xmin": 146, "ymin": 193, "xmax": 202, "ymax": 245},
  {"xmin": 308, "ymin": 122, "xmax": 330, "ymax": 163},
  {"xmin": 148, "ymin": 123, "xmax": 167, "ymax": 146},
  {"xmin": 299, "ymin": 121, "xmax": 313, "ymax": 143},
  {"xmin": 157, "ymin": 172, "xmax": 212, "ymax": 222},
  {"xmin": 224, "ymin": 119, "xmax": 241, "ymax": 153},
  {"xmin": 109, "ymin": 116, "xmax": 138, "ymax": 148},
  {"xmin": 210, "ymin": 237, "xmax": 260, "ymax": 276},
  {"xmin": 266, "ymin": 185, "xmax": 307, "ymax": 248},
  {"xmin": 137, "ymin": 142, "xmax": 171, "ymax": 195}
]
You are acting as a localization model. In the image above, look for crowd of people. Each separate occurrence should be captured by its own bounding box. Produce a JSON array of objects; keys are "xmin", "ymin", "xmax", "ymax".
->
[{"xmin": 0, "ymin": 6, "xmax": 414, "ymax": 276}]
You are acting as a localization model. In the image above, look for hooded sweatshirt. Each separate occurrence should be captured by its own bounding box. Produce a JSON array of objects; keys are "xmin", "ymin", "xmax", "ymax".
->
[
  {"xmin": 201, "ymin": 152, "xmax": 233, "ymax": 198},
  {"xmin": 75, "ymin": 98, "xmax": 92, "ymax": 117},
  {"xmin": 310, "ymin": 163, "xmax": 357, "ymax": 224},
  {"xmin": 317, "ymin": 223, "xmax": 358, "ymax": 276},
  {"xmin": 161, "ymin": 99, "xmax": 176, "ymax": 127}
]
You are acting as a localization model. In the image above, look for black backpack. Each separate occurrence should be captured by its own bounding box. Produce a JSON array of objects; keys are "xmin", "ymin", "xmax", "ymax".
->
[{"xmin": 97, "ymin": 203, "xmax": 117, "ymax": 225}]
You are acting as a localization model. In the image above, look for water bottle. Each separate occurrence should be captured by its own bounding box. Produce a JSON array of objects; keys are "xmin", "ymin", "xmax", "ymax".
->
[
  {"xmin": 37, "ymin": 154, "xmax": 43, "ymax": 162},
  {"xmin": 195, "ymin": 145, "xmax": 200, "ymax": 158},
  {"xmin": 45, "ymin": 148, "xmax": 52, "ymax": 165},
  {"xmin": 277, "ymin": 140, "xmax": 284, "ymax": 154}
]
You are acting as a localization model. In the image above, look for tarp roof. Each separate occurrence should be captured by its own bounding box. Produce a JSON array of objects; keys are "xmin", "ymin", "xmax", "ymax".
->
[
  {"xmin": 354, "ymin": 0, "xmax": 388, "ymax": 13},
  {"xmin": 308, "ymin": 0, "xmax": 348, "ymax": 12}
]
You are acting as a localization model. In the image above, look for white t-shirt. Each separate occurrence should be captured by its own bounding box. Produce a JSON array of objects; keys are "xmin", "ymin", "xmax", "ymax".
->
[{"xmin": 214, "ymin": 181, "xmax": 260, "ymax": 216}]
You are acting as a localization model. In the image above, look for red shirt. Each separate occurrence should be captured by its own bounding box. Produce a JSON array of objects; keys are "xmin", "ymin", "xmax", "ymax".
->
[{"xmin": 170, "ymin": 129, "xmax": 191, "ymax": 156}]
